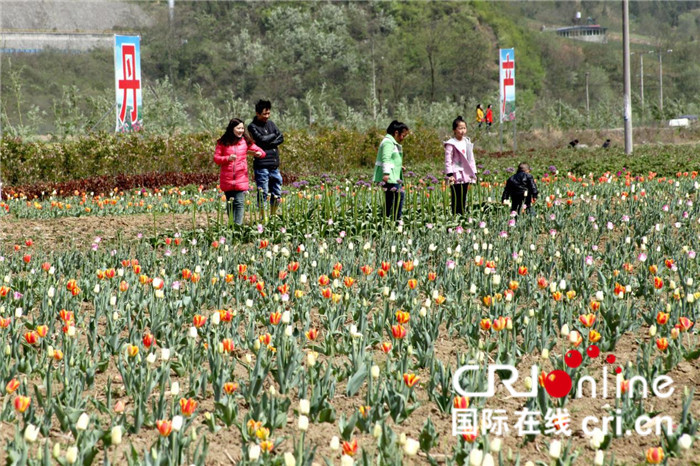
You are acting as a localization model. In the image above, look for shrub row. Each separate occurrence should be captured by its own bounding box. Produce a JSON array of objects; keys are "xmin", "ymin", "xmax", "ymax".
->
[{"xmin": 2, "ymin": 130, "xmax": 698, "ymax": 194}]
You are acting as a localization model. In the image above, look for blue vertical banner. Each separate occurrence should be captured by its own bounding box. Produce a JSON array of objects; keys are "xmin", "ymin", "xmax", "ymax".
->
[
  {"xmin": 114, "ymin": 35, "xmax": 142, "ymax": 132},
  {"xmin": 499, "ymin": 48, "xmax": 515, "ymax": 122}
]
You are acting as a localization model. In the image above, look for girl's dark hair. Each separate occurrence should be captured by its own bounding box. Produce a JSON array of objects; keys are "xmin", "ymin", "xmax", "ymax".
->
[
  {"xmin": 386, "ymin": 120, "xmax": 409, "ymax": 136},
  {"xmin": 218, "ymin": 118, "xmax": 254, "ymax": 146},
  {"xmin": 452, "ymin": 115, "xmax": 466, "ymax": 131}
]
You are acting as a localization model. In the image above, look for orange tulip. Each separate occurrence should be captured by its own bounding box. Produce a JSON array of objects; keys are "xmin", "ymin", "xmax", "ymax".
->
[
  {"xmin": 287, "ymin": 261, "xmax": 299, "ymax": 272},
  {"xmin": 664, "ymin": 259, "xmax": 674, "ymax": 269},
  {"xmin": 590, "ymin": 300, "xmax": 601, "ymax": 312},
  {"xmin": 380, "ymin": 261, "xmax": 391, "ymax": 272},
  {"xmin": 428, "ymin": 272, "xmax": 437, "ymax": 281},
  {"xmin": 260, "ymin": 440, "xmax": 274, "ymax": 453},
  {"xmin": 342, "ymin": 438, "xmax": 358, "ymax": 456},
  {"xmin": 318, "ymin": 275, "xmax": 330, "ymax": 286},
  {"xmin": 156, "ymin": 420, "xmax": 172, "ymax": 436},
  {"xmin": 277, "ymin": 283, "xmax": 289, "ymax": 295},
  {"xmin": 461, "ymin": 426, "xmax": 479, "ymax": 443},
  {"xmin": 222, "ymin": 338, "xmax": 234, "ymax": 353},
  {"xmin": 223, "ymin": 382, "xmax": 239, "ymax": 395},
  {"xmin": 179, "ymin": 397, "xmax": 198, "ymax": 416},
  {"xmin": 648, "ymin": 264, "xmax": 658, "ymax": 275},
  {"xmin": 193, "ymin": 314, "xmax": 206, "ymax": 328},
  {"xmin": 0, "ymin": 317, "xmax": 10, "ymax": 328},
  {"xmin": 479, "ymin": 318, "xmax": 492, "ymax": 331},
  {"xmin": 14, "ymin": 395, "xmax": 30, "ymax": 413},
  {"xmin": 579, "ymin": 314, "xmax": 596, "ymax": 328},
  {"xmin": 493, "ymin": 316, "xmax": 507, "ymax": 332},
  {"xmin": 259, "ymin": 333, "xmax": 272, "ymax": 346},
  {"xmin": 588, "ymin": 329, "xmax": 601, "ymax": 343},
  {"xmin": 403, "ymin": 373, "xmax": 420, "ymax": 388},
  {"xmin": 321, "ymin": 288, "xmax": 332, "ymax": 299},
  {"xmin": 219, "ymin": 309, "xmax": 234, "ymax": 322},
  {"xmin": 537, "ymin": 277, "xmax": 549, "ymax": 289},
  {"xmin": 656, "ymin": 312, "xmax": 669, "ymax": 325},
  {"xmin": 435, "ymin": 295, "xmax": 446, "ymax": 305},
  {"xmin": 407, "ymin": 278, "xmax": 417, "ymax": 290},
  {"xmin": 453, "ymin": 396, "xmax": 469, "ymax": 409},
  {"xmin": 305, "ymin": 328, "xmax": 319, "ymax": 341},
  {"xmin": 678, "ymin": 317, "xmax": 693, "ymax": 332},
  {"xmin": 645, "ymin": 447, "xmax": 664, "ymax": 464},
  {"xmin": 395, "ymin": 310, "xmax": 410, "ymax": 324},
  {"xmin": 482, "ymin": 295, "xmax": 493, "ymax": 307},
  {"xmin": 142, "ymin": 332, "xmax": 156, "ymax": 348},
  {"xmin": 269, "ymin": 312, "xmax": 282, "ymax": 325},
  {"xmin": 127, "ymin": 344, "xmax": 139, "ymax": 357},
  {"xmin": 653, "ymin": 276, "xmax": 663, "ymax": 289},
  {"xmin": 402, "ymin": 261, "xmax": 414, "ymax": 272},
  {"xmin": 518, "ymin": 266, "xmax": 528, "ymax": 276},
  {"xmin": 343, "ymin": 276, "xmax": 355, "ymax": 288},
  {"xmin": 53, "ymin": 349, "xmax": 64, "ymax": 361},
  {"xmin": 551, "ymin": 291, "xmax": 563, "ymax": 301},
  {"xmin": 655, "ymin": 338, "xmax": 669, "ymax": 352},
  {"xmin": 391, "ymin": 324, "xmax": 406, "ymax": 339},
  {"xmin": 36, "ymin": 325, "xmax": 48, "ymax": 338},
  {"xmin": 6, "ymin": 378, "xmax": 20, "ymax": 394},
  {"xmin": 380, "ymin": 342, "xmax": 392, "ymax": 353},
  {"xmin": 259, "ymin": 240, "xmax": 269, "ymax": 249},
  {"xmin": 509, "ymin": 280, "xmax": 519, "ymax": 291},
  {"xmin": 24, "ymin": 331, "xmax": 39, "ymax": 345},
  {"xmin": 360, "ymin": 265, "xmax": 373, "ymax": 275}
]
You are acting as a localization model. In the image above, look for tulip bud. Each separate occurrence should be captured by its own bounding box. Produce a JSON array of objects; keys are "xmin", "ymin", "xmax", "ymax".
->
[
  {"xmin": 269, "ymin": 385, "xmax": 277, "ymax": 396},
  {"xmin": 678, "ymin": 433, "xmax": 692, "ymax": 450},
  {"xmin": 285, "ymin": 326, "xmax": 293, "ymax": 337},
  {"xmin": 298, "ymin": 415, "xmax": 309, "ymax": 431},
  {"xmin": 249, "ymin": 444, "xmax": 261, "ymax": 461},
  {"xmin": 329, "ymin": 436, "xmax": 340, "ymax": 450},
  {"xmin": 111, "ymin": 425, "xmax": 123, "ymax": 445},
  {"xmin": 548, "ymin": 440, "xmax": 561, "ymax": 459},
  {"xmin": 594, "ymin": 450, "xmax": 604, "ymax": 466},
  {"xmin": 65, "ymin": 446, "xmax": 78, "ymax": 464},
  {"xmin": 373, "ymin": 423, "xmax": 382, "ymax": 439},
  {"xmin": 340, "ymin": 455, "xmax": 354, "ymax": 466},
  {"xmin": 371, "ymin": 365, "xmax": 380, "ymax": 378},
  {"xmin": 399, "ymin": 432, "xmax": 407, "ymax": 445},
  {"xmin": 490, "ymin": 438, "xmax": 502, "ymax": 453},
  {"xmin": 171, "ymin": 382, "xmax": 180, "ymax": 396},
  {"xmin": 284, "ymin": 452, "xmax": 297, "ymax": 466},
  {"xmin": 76, "ymin": 413, "xmax": 90, "ymax": 431},
  {"xmin": 468, "ymin": 449, "xmax": 484, "ymax": 466},
  {"xmin": 524, "ymin": 377, "xmax": 533, "ymax": 390},
  {"xmin": 648, "ymin": 325, "xmax": 657, "ymax": 337},
  {"xmin": 560, "ymin": 324, "xmax": 570, "ymax": 337},
  {"xmin": 404, "ymin": 438, "xmax": 420, "ymax": 456},
  {"xmin": 172, "ymin": 415, "xmax": 183, "ymax": 432}
]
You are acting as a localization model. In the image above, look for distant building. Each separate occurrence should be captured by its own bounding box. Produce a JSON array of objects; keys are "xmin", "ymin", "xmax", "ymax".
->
[{"xmin": 556, "ymin": 25, "xmax": 607, "ymax": 43}]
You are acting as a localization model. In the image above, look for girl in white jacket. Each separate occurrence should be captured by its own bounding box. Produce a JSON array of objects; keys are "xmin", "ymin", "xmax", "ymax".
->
[{"xmin": 444, "ymin": 116, "xmax": 478, "ymax": 215}]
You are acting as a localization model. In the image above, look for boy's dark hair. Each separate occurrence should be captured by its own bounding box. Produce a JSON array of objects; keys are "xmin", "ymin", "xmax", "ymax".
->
[
  {"xmin": 255, "ymin": 99, "xmax": 272, "ymax": 114},
  {"xmin": 517, "ymin": 163, "xmax": 530, "ymax": 172},
  {"xmin": 452, "ymin": 115, "xmax": 465, "ymax": 130},
  {"xmin": 386, "ymin": 120, "xmax": 409, "ymax": 136}
]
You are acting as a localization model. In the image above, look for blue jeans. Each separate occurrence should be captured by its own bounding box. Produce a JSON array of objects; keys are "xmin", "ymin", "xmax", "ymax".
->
[
  {"xmin": 254, "ymin": 168, "xmax": 283, "ymax": 208},
  {"xmin": 224, "ymin": 190, "xmax": 246, "ymax": 225},
  {"xmin": 384, "ymin": 183, "xmax": 404, "ymax": 221}
]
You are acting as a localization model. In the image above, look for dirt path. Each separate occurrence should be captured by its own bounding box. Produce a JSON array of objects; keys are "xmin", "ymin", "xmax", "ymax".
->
[{"xmin": 0, "ymin": 212, "xmax": 220, "ymax": 251}]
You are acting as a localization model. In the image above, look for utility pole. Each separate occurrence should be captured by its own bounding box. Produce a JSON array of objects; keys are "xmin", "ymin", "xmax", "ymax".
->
[
  {"xmin": 658, "ymin": 49, "xmax": 672, "ymax": 119},
  {"xmin": 640, "ymin": 54, "xmax": 644, "ymax": 122},
  {"xmin": 622, "ymin": 0, "xmax": 633, "ymax": 154},
  {"xmin": 585, "ymin": 71, "xmax": 590, "ymax": 126}
]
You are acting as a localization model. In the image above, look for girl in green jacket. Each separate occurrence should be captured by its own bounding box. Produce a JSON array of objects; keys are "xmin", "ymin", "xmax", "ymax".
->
[{"xmin": 373, "ymin": 120, "xmax": 410, "ymax": 221}]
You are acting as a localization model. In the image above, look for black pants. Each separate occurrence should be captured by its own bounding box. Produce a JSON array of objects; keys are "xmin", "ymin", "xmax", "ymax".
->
[
  {"xmin": 510, "ymin": 195, "xmax": 534, "ymax": 217},
  {"xmin": 450, "ymin": 183, "xmax": 470, "ymax": 216},
  {"xmin": 384, "ymin": 183, "xmax": 404, "ymax": 221}
]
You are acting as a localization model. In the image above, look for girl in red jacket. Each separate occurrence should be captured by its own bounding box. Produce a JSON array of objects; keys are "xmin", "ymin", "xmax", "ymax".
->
[{"xmin": 213, "ymin": 118, "xmax": 265, "ymax": 225}]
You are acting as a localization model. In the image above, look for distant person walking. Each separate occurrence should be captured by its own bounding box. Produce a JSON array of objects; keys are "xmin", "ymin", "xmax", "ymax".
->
[
  {"xmin": 476, "ymin": 104, "xmax": 485, "ymax": 129},
  {"xmin": 445, "ymin": 116, "xmax": 477, "ymax": 216},
  {"xmin": 485, "ymin": 104, "xmax": 493, "ymax": 129},
  {"xmin": 248, "ymin": 99, "xmax": 284, "ymax": 219},
  {"xmin": 213, "ymin": 118, "xmax": 265, "ymax": 225},
  {"xmin": 373, "ymin": 120, "xmax": 410, "ymax": 222}
]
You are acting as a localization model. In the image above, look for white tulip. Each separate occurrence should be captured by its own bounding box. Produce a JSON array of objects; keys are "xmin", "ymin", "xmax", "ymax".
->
[
  {"xmin": 65, "ymin": 446, "xmax": 78, "ymax": 464},
  {"xmin": 211, "ymin": 312, "xmax": 220, "ymax": 326},
  {"xmin": 76, "ymin": 413, "xmax": 90, "ymax": 431},
  {"xmin": 678, "ymin": 433, "xmax": 692, "ymax": 450},
  {"xmin": 594, "ymin": 450, "xmax": 605, "ymax": 465},
  {"xmin": 297, "ymin": 415, "xmax": 309, "ymax": 431},
  {"xmin": 248, "ymin": 444, "xmax": 261, "ymax": 461},
  {"xmin": 403, "ymin": 438, "xmax": 420, "ymax": 456},
  {"xmin": 371, "ymin": 365, "xmax": 380, "ymax": 378},
  {"xmin": 111, "ymin": 425, "xmax": 123, "ymax": 445},
  {"xmin": 329, "ymin": 436, "xmax": 340, "ymax": 450},
  {"xmin": 161, "ymin": 348, "xmax": 171, "ymax": 361},
  {"xmin": 170, "ymin": 382, "xmax": 180, "ymax": 396},
  {"xmin": 299, "ymin": 399, "xmax": 310, "ymax": 415},
  {"xmin": 172, "ymin": 415, "xmax": 183, "ymax": 432},
  {"xmin": 548, "ymin": 440, "xmax": 561, "ymax": 459},
  {"xmin": 283, "ymin": 452, "xmax": 296, "ymax": 466},
  {"xmin": 468, "ymin": 449, "xmax": 483, "ymax": 466},
  {"xmin": 24, "ymin": 424, "xmax": 40, "ymax": 443},
  {"xmin": 481, "ymin": 453, "xmax": 495, "ymax": 466},
  {"xmin": 489, "ymin": 438, "xmax": 502, "ymax": 453},
  {"xmin": 340, "ymin": 455, "xmax": 354, "ymax": 466},
  {"xmin": 188, "ymin": 326, "xmax": 198, "ymax": 339}
]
